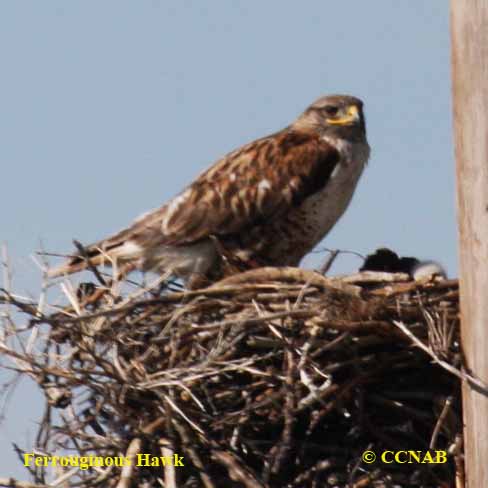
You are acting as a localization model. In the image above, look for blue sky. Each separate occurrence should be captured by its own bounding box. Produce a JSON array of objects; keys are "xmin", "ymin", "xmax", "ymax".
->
[{"xmin": 0, "ymin": 1, "xmax": 453, "ymax": 479}]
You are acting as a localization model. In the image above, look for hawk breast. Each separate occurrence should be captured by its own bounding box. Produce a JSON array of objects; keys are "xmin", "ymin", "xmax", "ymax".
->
[{"xmin": 260, "ymin": 137, "xmax": 370, "ymax": 266}]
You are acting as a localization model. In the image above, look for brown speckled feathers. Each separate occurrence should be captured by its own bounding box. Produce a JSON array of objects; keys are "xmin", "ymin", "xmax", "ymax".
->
[
  {"xmin": 138, "ymin": 131, "xmax": 339, "ymax": 246},
  {"xmin": 49, "ymin": 94, "xmax": 369, "ymax": 287}
]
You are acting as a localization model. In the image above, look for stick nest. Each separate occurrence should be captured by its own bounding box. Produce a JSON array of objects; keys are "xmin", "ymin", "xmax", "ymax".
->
[{"xmin": 1, "ymin": 267, "xmax": 463, "ymax": 488}]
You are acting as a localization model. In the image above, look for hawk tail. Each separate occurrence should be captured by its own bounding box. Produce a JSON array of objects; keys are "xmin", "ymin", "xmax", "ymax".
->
[
  {"xmin": 47, "ymin": 244, "xmax": 110, "ymax": 278},
  {"xmin": 46, "ymin": 238, "xmax": 140, "ymax": 278}
]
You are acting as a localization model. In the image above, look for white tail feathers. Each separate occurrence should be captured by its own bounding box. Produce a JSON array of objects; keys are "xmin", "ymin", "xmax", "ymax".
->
[{"xmin": 47, "ymin": 240, "xmax": 143, "ymax": 278}]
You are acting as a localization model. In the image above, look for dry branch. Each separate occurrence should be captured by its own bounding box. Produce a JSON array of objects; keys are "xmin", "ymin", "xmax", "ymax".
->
[{"xmin": 0, "ymin": 266, "xmax": 462, "ymax": 487}]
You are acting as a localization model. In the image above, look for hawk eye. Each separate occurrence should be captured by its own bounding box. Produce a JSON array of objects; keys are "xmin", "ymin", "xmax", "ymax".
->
[{"xmin": 323, "ymin": 105, "xmax": 339, "ymax": 116}]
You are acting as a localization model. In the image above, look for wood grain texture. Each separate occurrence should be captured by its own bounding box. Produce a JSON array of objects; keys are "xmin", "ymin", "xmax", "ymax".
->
[{"xmin": 451, "ymin": 1, "xmax": 488, "ymax": 486}]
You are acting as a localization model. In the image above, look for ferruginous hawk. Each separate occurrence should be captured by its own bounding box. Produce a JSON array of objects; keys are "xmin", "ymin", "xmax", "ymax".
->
[{"xmin": 49, "ymin": 94, "xmax": 370, "ymax": 288}]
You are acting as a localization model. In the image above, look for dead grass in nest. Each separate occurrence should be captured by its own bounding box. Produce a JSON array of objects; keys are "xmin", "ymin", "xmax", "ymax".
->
[{"xmin": 0, "ymin": 266, "xmax": 465, "ymax": 488}]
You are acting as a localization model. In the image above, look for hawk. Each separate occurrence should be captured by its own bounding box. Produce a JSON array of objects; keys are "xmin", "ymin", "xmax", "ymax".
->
[{"xmin": 49, "ymin": 94, "xmax": 370, "ymax": 288}]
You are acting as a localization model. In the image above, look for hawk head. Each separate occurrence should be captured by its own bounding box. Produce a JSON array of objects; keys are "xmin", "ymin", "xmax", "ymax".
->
[{"xmin": 293, "ymin": 94, "xmax": 366, "ymax": 141}]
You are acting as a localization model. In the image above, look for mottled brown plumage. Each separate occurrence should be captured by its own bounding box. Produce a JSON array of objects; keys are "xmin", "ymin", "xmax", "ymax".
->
[{"xmin": 49, "ymin": 94, "xmax": 370, "ymax": 287}]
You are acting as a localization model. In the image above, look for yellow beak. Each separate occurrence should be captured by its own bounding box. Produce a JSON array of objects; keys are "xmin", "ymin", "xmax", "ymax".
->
[{"xmin": 327, "ymin": 105, "xmax": 360, "ymax": 125}]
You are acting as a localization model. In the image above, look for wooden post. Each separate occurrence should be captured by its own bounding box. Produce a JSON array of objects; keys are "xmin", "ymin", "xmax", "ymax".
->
[{"xmin": 451, "ymin": 1, "xmax": 488, "ymax": 486}]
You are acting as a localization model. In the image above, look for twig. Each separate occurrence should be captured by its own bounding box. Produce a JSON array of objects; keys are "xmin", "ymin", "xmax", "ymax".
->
[
  {"xmin": 211, "ymin": 451, "xmax": 264, "ymax": 488},
  {"xmin": 72, "ymin": 240, "xmax": 108, "ymax": 287},
  {"xmin": 317, "ymin": 249, "xmax": 340, "ymax": 275},
  {"xmin": 0, "ymin": 479, "xmax": 49, "ymax": 488},
  {"xmin": 430, "ymin": 395, "xmax": 454, "ymax": 450},
  {"xmin": 393, "ymin": 320, "xmax": 488, "ymax": 393},
  {"xmin": 160, "ymin": 440, "xmax": 177, "ymax": 488}
]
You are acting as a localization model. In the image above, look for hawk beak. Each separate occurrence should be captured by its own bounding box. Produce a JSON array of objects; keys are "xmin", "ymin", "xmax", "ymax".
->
[{"xmin": 327, "ymin": 105, "xmax": 360, "ymax": 125}]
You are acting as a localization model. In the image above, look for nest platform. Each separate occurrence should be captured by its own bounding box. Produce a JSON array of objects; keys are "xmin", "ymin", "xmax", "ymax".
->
[{"xmin": 0, "ymin": 266, "xmax": 463, "ymax": 488}]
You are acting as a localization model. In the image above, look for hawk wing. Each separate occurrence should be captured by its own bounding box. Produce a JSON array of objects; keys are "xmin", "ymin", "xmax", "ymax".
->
[
  {"xmin": 134, "ymin": 129, "xmax": 341, "ymax": 247},
  {"xmin": 48, "ymin": 129, "xmax": 340, "ymax": 277}
]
